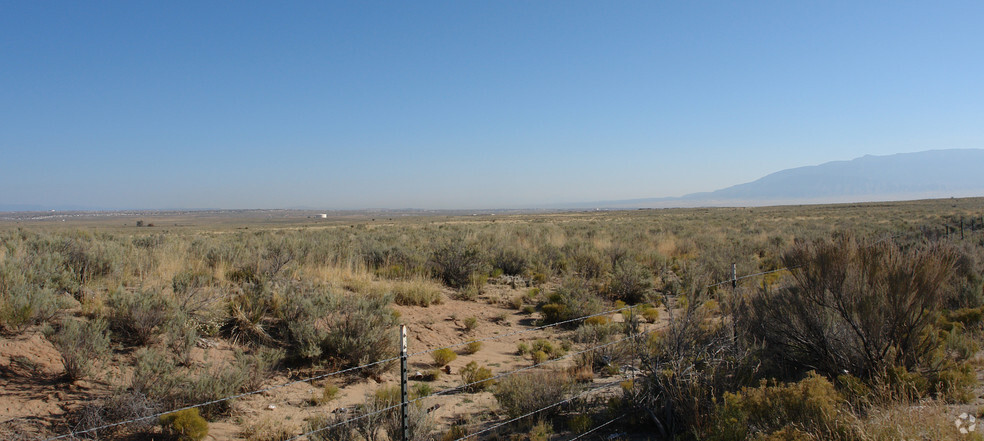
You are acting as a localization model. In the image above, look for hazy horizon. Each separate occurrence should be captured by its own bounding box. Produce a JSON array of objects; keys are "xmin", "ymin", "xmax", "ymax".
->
[{"xmin": 3, "ymin": 2, "xmax": 984, "ymax": 210}]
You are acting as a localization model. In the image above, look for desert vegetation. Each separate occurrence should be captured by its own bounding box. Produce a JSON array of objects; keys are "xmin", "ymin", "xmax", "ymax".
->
[{"xmin": 1, "ymin": 198, "xmax": 983, "ymax": 440}]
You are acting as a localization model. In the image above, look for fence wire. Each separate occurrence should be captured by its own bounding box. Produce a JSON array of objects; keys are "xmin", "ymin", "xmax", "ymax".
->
[{"xmin": 46, "ymin": 265, "xmax": 781, "ymax": 441}]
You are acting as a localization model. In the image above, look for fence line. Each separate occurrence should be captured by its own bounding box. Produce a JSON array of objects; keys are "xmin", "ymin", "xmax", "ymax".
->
[
  {"xmin": 43, "ymin": 304, "xmax": 645, "ymax": 441},
  {"xmin": 452, "ymin": 379, "xmax": 625, "ymax": 441},
  {"xmin": 43, "ymin": 353, "xmax": 403, "ymax": 441},
  {"xmin": 291, "ymin": 328, "xmax": 655, "ymax": 440},
  {"xmin": 566, "ymin": 414, "xmax": 625, "ymax": 440},
  {"xmin": 47, "ymin": 265, "xmax": 781, "ymax": 441}
]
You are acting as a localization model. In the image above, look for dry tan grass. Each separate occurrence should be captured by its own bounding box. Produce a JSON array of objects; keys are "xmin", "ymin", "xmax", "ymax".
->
[{"xmin": 859, "ymin": 401, "xmax": 983, "ymax": 441}]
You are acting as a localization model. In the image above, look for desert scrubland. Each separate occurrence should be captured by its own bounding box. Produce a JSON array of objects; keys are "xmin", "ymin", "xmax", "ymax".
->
[{"xmin": 2, "ymin": 198, "xmax": 984, "ymax": 440}]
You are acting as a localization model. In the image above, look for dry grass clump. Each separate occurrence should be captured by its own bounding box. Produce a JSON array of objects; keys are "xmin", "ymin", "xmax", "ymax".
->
[
  {"xmin": 242, "ymin": 416, "xmax": 295, "ymax": 441},
  {"xmin": 390, "ymin": 277, "xmax": 443, "ymax": 306}
]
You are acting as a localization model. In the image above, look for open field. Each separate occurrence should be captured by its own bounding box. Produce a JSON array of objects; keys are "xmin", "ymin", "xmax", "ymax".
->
[{"xmin": 2, "ymin": 197, "xmax": 984, "ymax": 440}]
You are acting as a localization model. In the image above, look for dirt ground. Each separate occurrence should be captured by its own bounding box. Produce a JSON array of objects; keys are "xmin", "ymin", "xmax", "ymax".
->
[{"xmin": 0, "ymin": 280, "xmax": 654, "ymax": 440}]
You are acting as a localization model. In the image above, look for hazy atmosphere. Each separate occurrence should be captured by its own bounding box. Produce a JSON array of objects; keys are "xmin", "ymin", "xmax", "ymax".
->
[{"xmin": 3, "ymin": 1, "xmax": 983, "ymax": 210}]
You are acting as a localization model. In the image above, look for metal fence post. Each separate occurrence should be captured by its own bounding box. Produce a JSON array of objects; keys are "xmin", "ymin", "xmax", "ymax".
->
[{"xmin": 400, "ymin": 325, "xmax": 409, "ymax": 441}]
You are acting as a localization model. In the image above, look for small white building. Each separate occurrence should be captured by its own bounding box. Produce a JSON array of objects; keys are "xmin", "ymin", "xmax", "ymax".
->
[{"xmin": 319, "ymin": 213, "xmax": 328, "ymax": 219}]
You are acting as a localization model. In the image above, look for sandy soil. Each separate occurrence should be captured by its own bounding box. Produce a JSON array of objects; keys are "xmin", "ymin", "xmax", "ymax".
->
[{"xmin": 0, "ymin": 279, "xmax": 652, "ymax": 440}]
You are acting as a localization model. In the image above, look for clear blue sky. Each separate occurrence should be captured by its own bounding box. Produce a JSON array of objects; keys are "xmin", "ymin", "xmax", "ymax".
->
[{"xmin": 2, "ymin": 1, "xmax": 983, "ymax": 209}]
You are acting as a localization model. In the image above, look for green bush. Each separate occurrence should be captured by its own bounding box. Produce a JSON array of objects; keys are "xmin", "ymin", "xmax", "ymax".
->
[
  {"xmin": 321, "ymin": 292, "xmax": 399, "ymax": 376},
  {"xmin": 462, "ymin": 316, "xmax": 478, "ymax": 333},
  {"xmin": 47, "ymin": 318, "xmax": 111, "ymax": 380},
  {"xmin": 432, "ymin": 348, "xmax": 457, "ymax": 366},
  {"xmin": 464, "ymin": 341, "xmax": 483, "ymax": 354},
  {"xmin": 0, "ymin": 284, "xmax": 67, "ymax": 334},
  {"xmin": 420, "ymin": 369, "xmax": 441, "ymax": 381},
  {"xmin": 539, "ymin": 277, "xmax": 603, "ymax": 326},
  {"xmin": 460, "ymin": 361, "xmax": 495, "ymax": 392},
  {"xmin": 160, "ymin": 408, "xmax": 208, "ymax": 441},
  {"xmin": 705, "ymin": 372, "xmax": 859, "ymax": 441},
  {"xmin": 430, "ymin": 241, "xmax": 483, "ymax": 288},
  {"xmin": 606, "ymin": 260, "xmax": 654, "ymax": 304}
]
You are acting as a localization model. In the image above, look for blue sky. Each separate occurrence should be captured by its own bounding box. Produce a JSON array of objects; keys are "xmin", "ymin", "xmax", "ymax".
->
[{"xmin": 2, "ymin": 1, "xmax": 983, "ymax": 209}]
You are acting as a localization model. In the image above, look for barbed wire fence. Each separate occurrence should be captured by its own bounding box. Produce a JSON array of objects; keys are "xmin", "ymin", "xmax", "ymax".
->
[{"xmin": 44, "ymin": 266, "xmax": 797, "ymax": 441}]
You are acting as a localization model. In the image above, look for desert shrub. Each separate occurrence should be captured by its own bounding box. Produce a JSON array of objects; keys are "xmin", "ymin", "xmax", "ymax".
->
[
  {"xmin": 454, "ymin": 283, "xmax": 481, "ymax": 301},
  {"xmin": 0, "ymin": 284, "xmax": 68, "ymax": 334},
  {"xmin": 738, "ymin": 235, "xmax": 958, "ymax": 379},
  {"xmin": 563, "ymin": 241, "xmax": 606, "ymax": 280},
  {"xmin": 47, "ymin": 318, "xmax": 111, "ymax": 380},
  {"xmin": 584, "ymin": 315, "xmax": 610, "ymax": 326},
  {"xmin": 568, "ymin": 414, "xmax": 593, "ymax": 433},
  {"xmin": 160, "ymin": 408, "xmax": 208, "ymax": 441},
  {"xmin": 539, "ymin": 277, "xmax": 604, "ymax": 326},
  {"xmin": 704, "ymin": 372, "xmax": 859, "ymax": 441},
  {"xmin": 420, "ymin": 369, "xmax": 441, "ymax": 381},
  {"xmin": 412, "ymin": 382, "xmax": 433, "ymax": 398},
  {"xmin": 639, "ymin": 275, "xmax": 759, "ymax": 439},
  {"xmin": 305, "ymin": 412, "xmax": 356, "ymax": 441},
  {"xmin": 606, "ymin": 260, "xmax": 654, "ymax": 304},
  {"xmin": 242, "ymin": 416, "xmax": 293, "ymax": 441},
  {"xmin": 430, "ymin": 241, "xmax": 483, "ymax": 288},
  {"xmin": 222, "ymin": 282, "xmax": 276, "ymax": 346},
  {"xmin": 171, "ymin": 269, "xmax": 218, "ymax": 319},
  {"xmin": 641, "ymin": 305, "xmax": 660, "ymax": 323},
  {"xmin": 531, "ymin": 339, "xmax": 565, "ymax": 359},
  {"xmin": 273, "ymin": 282, "xmax": 333, "ymax": 361},
  {"xmin": 131, "ymin": 347, "xmax": 179, "ymax": 401},
  {"xmin": 942, "ymin": 243, "xmax": 984, "ymax": 309},
  {"xmin": 227, "ymin": 265, "xmax": 262, "ymax": 285},
  {"xmin": 440, "ymin": 425, "xmax": 469, "ymax": 441},
  {"xmin": 573, "ymin": 321, "xmax": 622, "ymax": 344},
  {"xmin": 172, "ymin": 269, "xmax": 215, "ymax": 296},
  {"xmin": 432, "ymin": 348, "xmax": 457, "ymax": 366},
  {"xmin": 464, "ymin": 341, "xmax": 483, "ymax": 354},
  {"xmin": 462, "ymin": 316, "xmax": 478, "ymax": 333},
  {"xmin": 494, "ymin": 371, "xmax": 571, "ymax": 421},
  {"xmin": 460, "ymin": 361, "xmax": 495, "ymax": 392},
  {"xmin": 366, "ymin": 386, "xmax": 434, "ymax": 441},
  {"xmin": 182, "ymin": 364, "xmax": 249, "ymax": 419},
  {"xmin": 492, "ymin": 247, "xmax": 529, "ymax": 276},
  {"xmin": 71, "ymin": 389, "xmax": 162, "ymax": 440},
  {"xmin": 526, "ymin": 420, "xmax": 553, "ymax": 441},
  {"xmin": 508, "ymin": 294, "xmax": 525, "ymax": 310},
  {"xmin": 232, "ymin": 347, "xmax": 284, "ymax": 391},
  {"xmin": 392, "ymin": 278, "xmax": 443, "ymax": 307},
  {"xmin": 105, "ymin": 287, "xmax": 173, "ymax": 345},
  {"xmin": 946, "ymin": 305, "xmax": 984, "ymax": 329},
  {"xmin": 315, "ymin": 383, "xmax": 340, "ymax": 404},
  {"xmin": 516, "ymin": 342, "xmax": 531, "ymax": 356},
  {"xmin": 321, "ymin": 293, "xmax": 399, "ymax": 376},
  {"xmin": 58, "ymin": 236, "xmax": 113, "ymax": 297},
  {"xmin": 164, "ymin": 311, "xmax": 199, "ymax": 364}
]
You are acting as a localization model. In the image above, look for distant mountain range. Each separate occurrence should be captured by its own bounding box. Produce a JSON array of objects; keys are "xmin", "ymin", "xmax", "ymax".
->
[
  {"xmin": 4, "ymin": 149, "xmax": 983, "ymax": 213},
  {"xmin": 574, "ymin": 149, "xmax": 984, "ymax": 209}
]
